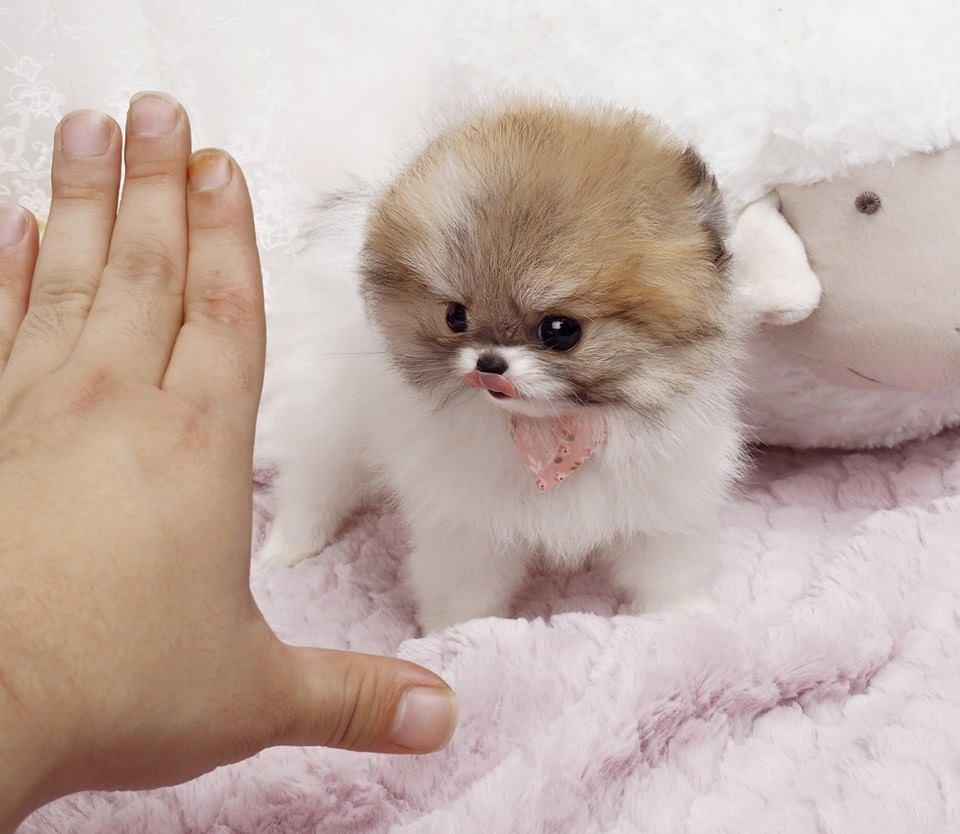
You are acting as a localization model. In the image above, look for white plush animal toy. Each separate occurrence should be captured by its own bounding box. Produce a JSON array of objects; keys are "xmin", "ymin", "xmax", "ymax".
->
[{"xmin": 731, "ymin": 143, "xmax": 960, "ymax": 449}]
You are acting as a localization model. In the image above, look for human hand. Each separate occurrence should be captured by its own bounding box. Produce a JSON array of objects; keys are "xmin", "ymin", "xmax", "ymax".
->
[{"xmin": 0, "ymin": 94, "xmax": 456, "ymax": 832}]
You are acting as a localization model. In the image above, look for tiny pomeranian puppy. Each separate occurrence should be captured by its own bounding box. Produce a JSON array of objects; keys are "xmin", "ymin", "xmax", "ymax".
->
[{"xmin": 256, "ymin": 102, "xmax": 744, "ymax": 632}]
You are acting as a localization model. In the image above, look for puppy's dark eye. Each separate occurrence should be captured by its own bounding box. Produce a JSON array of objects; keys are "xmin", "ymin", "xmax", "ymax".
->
[
  {"xmin": 446, "ymin": 303, "xmax": 468, "ymax": 333},
  {"xmin": 538, "ymin": 316, "xmax": 581, "ymax": 351}
]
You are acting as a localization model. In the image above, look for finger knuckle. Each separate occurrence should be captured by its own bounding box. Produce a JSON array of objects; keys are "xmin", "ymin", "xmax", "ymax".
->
[
  {"xmin": 188, "ymin": 210, "xmax": 233, "ymax": 233},
  {"xmin": 122, "ymin": 158, "xmax": 185, "ymax": 185},
  {"xmin": 108, "ymin": 239, "xmax": 180, "ymax": 288},
  {"xmin": 187, "ymin": 280, "xmax": 258, "ymax": 326},
  {"xmin": 327, "ymin": 661, "xmax": 390, "ymax": 749},
  {"xmin": 51, "ymin": 177, "xmax": 115, "ymax": 205},
  {"xmin": 31, "ymin": 268, "xmax": 96, "ymax": 315}
]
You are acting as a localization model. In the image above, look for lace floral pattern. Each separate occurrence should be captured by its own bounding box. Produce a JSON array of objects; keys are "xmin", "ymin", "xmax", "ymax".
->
[
  {"xmin": 0, "ymin": 1, "xmax": 446, "ymax": 265},
  {"xmin": 1, "ymin": 5, "xmax": 62, "ymax": 215}
]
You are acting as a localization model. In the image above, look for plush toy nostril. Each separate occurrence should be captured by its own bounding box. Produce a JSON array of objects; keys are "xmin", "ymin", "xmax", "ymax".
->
[{"xmin": 855, "ymin": 191, "xmax": 882, "ymax": 214}]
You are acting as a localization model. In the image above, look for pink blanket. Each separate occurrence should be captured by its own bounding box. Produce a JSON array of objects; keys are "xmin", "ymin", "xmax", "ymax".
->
[{"xmin": 24, "ymin": 432, "xmax": 960, "ymax": 833}]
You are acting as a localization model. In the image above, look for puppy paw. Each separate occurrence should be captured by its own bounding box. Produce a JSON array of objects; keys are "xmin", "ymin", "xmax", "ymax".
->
[{"xmin": 256, "ymin": 524, "xmax": 334, "ymax": 570}]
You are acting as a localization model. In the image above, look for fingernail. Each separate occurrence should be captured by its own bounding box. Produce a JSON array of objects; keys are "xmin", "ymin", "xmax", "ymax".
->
[
  {"xmin": 129, "ymin": 92, "xmax": 180, "ymax": 136},
  {"xmin": 390, "ymin": 686, "xmax": 458, "ymax": 752},
  {"xmin": 60, "ymin": 110, "xmax": 112, "ymax": 157},
  {"xmin": 0, "ymin": 205, "xmax": 28, "ymax": 247},
  {"xmin": 188, "ymin": 151, "xmax": 232, "ymax": 192}
]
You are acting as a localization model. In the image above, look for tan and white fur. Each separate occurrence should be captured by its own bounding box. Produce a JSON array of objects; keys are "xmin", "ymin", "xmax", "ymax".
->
[{"xmin": 256, "ymin": 103, "xmax": 745, "ymax": 632}]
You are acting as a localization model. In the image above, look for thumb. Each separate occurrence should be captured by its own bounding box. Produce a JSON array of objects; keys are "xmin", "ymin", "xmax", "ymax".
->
[{"xmin": 268, "ymin": 644, "xmax": 458, "ymax": 754}]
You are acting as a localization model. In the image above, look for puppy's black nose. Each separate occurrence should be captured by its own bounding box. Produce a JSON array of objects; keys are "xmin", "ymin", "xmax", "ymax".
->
[{"xmin": 476, "ymin": 352, "xmax": 508, "ymax": 375}]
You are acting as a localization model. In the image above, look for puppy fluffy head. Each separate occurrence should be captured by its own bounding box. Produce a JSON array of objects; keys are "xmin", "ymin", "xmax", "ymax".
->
[{"xmin": 360, "ymin": 103, "xmax": 732, "ymax": 417}]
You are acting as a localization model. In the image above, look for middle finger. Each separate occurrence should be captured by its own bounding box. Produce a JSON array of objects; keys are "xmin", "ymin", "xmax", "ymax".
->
[{"xmin": 77, "ymin": 92, "xmax": 191, "ymax": 384}]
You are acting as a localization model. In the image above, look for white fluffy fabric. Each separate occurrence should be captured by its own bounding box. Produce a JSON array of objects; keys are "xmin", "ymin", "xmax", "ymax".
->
[
  {"xmin": 431, "ymin": 0, "xmax": 960, "ymax": 207},
  {"xmin": 8, "ymin": 2, "xmax": 960, "ymax": 831},
  {"xmin": 11, "ymin": 1, "xmax": 957, "ymax": 246}
]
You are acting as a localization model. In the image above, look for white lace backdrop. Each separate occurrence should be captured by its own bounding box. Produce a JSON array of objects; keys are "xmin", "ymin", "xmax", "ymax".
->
[{"xmin": 1, "ymin": 0, "xmax": 457, "ymax": 284}]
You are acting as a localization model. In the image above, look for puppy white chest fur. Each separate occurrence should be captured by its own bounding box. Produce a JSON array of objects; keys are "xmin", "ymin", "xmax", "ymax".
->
[{"xmin": 366, "ymin": 368, "xmax": 736, "ymax": 564}]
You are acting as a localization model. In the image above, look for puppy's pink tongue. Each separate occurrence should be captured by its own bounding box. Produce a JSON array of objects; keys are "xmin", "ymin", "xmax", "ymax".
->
[{"xmin": 464, "ymin": 370, "xmax": 517, "ymax": 398}]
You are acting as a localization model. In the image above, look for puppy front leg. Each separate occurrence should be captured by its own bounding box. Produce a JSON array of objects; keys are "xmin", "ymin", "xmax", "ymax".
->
[
  {"xmin": 406, "ymin": 521, "xmax": 528, "ymax": 634},
  {"xmin": 258, "ymin": 451, "xmax": 370, "ymax": 569},
  {"xmin": 607, "ymin": 531, "xmax": 718, "ymax": 616}
]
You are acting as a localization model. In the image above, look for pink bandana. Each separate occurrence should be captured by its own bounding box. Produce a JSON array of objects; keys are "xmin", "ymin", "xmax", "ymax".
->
[
  {"xmin": 509, "ymin": 411, "xmax": 608, "ymax": 493},
  {"xmin": 464, "ymin": 369, "xmax": 606, "ymax": 492}
]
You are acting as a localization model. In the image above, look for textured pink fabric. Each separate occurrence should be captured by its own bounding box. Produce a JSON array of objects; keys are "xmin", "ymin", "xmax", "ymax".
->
[
  {"xmin": 22, "ymin": 431, "xmax": 960, "ymax": 833},
  {"xmin": 509, "ymin": 411, "xmax": 608, "ymax": 492}
]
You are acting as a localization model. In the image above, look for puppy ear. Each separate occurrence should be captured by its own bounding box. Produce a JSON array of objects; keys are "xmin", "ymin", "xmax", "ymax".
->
[
  {"xmin": 727, "ymin": 193, "xmax": 822, "ymax": 326},
  {"xmin": 680, "ymin": 147, "xmax": 728, "ymax": 265}
]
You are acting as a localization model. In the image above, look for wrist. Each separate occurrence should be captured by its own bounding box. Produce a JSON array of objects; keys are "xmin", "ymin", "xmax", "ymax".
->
[
  {"xmin": 0, "ymin": 649, "xmax": 77, "ymax": 833},
  {"xmin": 0, "ymin": 694, "xmax": 54, "ymax": 833}
]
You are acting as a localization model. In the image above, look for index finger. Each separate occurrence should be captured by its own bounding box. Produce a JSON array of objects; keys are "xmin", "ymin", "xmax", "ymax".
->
[{"xmin": 161, "ymin": 149, "xmax": 265, "ymax": 434}]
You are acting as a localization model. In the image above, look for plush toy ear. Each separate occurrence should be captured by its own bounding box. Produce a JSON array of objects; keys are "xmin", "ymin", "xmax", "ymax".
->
[{"xmin": 728, "ymin": 193, "xmax": 822, "ymax": 326}]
